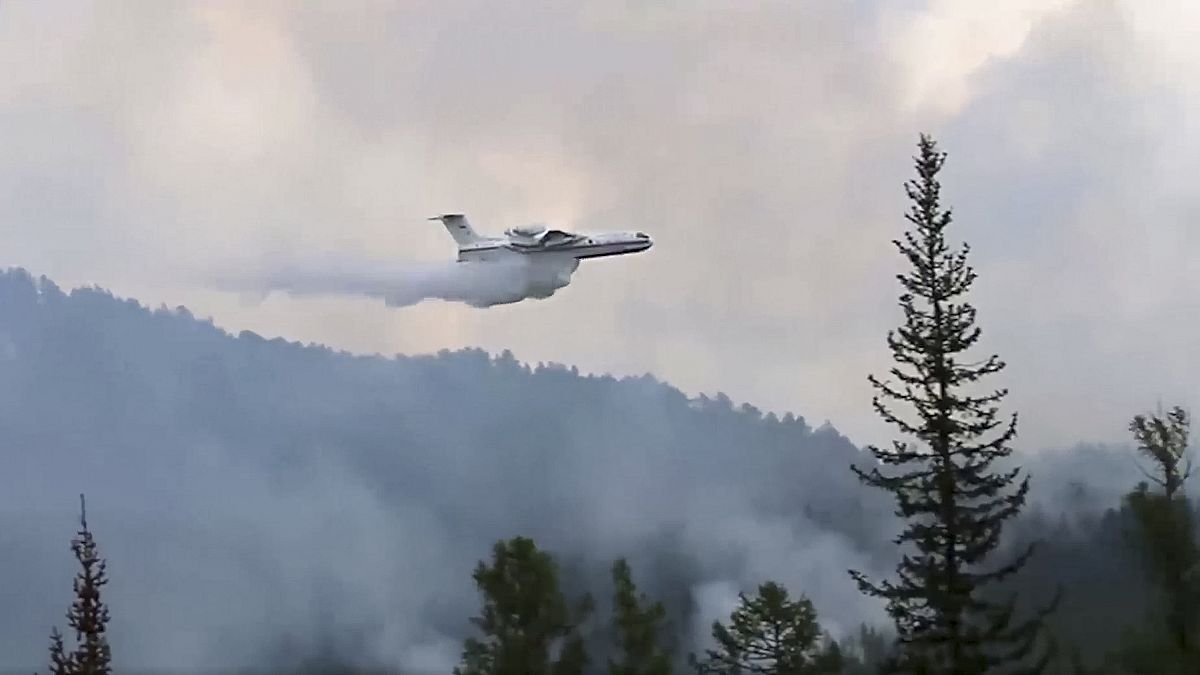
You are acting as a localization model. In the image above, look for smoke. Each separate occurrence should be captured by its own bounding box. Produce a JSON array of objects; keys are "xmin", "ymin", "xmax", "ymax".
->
[
  {"xmin": 0, "ymin": 269, "xmax": 1153, "ymax": 673},
  {"xmin": 0, "ymin": 269, "xmax": 904, "ymax": 673},
  {"xmin": 213, "ymin": 252, "xmax": 581, "ymax": 309}
]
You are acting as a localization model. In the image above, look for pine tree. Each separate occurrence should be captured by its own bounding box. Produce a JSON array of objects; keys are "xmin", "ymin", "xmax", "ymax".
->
[
  {"xmin": 1129, "ymin": 405, "xmax": 1192, "ymax": 500},
  {"xmin": 1118, "ymin": 404, "xmax": 1199, "ymax": 669},
  {"xmin": 454, "ymin": 536, "xmax": 593, "ymax": 675},
  {"xmin": 689, "ymin": 581, "xmax": 842, "ymax": 674},
  {"xmin": 47, "ymin": 494, "xmax": 113, "ymax": 675},
  {"xmin": 609, "ymin": 558, "xmax": 672, "ymax": 675},
  {"xmin": 848, "ymin": 134, "xmax": 1054, "ymax": 674},
  {"xmin": 48, "ymin": 627, "xmax": 72, "ymax": 675}
]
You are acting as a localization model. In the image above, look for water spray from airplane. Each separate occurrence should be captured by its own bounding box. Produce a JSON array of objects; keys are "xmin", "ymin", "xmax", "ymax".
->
[{"xmin": 220, "ymin": 214, "xmax": 652, "ymax": 308}]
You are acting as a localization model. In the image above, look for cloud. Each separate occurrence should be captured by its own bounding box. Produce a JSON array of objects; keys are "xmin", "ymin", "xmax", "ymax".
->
[{"xmin": 931, "ymin": 0, "xmax": 1200, "ymax": 448}]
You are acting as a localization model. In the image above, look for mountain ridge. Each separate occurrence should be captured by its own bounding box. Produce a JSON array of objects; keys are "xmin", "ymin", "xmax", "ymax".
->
[{"xmin": 2, "ymin": 266, "xmax": 835, "ymax": 432}]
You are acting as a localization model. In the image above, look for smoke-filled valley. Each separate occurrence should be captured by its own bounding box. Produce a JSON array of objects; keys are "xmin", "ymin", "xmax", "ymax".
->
[{"xmin": 0, "ymin": 266, "xmax": 1176, "ymax": 674}]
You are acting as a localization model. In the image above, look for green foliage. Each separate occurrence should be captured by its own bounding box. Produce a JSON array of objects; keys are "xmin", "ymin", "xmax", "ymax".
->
[
  {"xmin": 1123, "ymin": 484, "xmax": 1200, "ymax": 623},
  {"xmin": 1129, "ymin": 406, "xmax": 1191, "ymax": 499},
  {"xmin": 849, "ymin": 134, "xmax": 1055, "ymax": 674},
  {"xmin": 454, "ymin": 536, "xmax": 593, "ymax": 675},
  {"xmin": 1107, "ymin": 404, "xmax": 1200, "ymax": 670},
  {"xmin": 47, "ymin": 494, "xmax": 113, "ymax": 675},
  {"xmin": 609, "ymin": 558, "xmax": 673, "ymax": 675},
  {"xmin": 689, "ymin": 581, "xmax": 842, "ymax": 674}
]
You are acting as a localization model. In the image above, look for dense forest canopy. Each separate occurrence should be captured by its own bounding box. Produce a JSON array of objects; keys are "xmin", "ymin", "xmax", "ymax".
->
[{"xmin": 0, "ymin": 267, "xmax": 1177, "ymax": 673}]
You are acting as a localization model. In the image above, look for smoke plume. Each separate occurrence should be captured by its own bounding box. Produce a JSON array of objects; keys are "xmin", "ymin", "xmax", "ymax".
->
[{"xmin": 215, "ymin": 252, "xmax": 581, "ymax": 309}]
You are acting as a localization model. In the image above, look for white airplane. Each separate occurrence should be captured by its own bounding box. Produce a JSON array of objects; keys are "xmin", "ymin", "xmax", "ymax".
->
[
  {"xmin": 428, "ymin": 214, "xmax": 653, "ymax": 263},
  {"xmin": 226, "ymin": 214, "xmax": 653, "ymax": 309}
]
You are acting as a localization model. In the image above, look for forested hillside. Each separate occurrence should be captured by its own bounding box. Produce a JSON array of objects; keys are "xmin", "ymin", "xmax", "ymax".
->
[{"xmin": 0, "ymin": 266, "xmax": 1178, "ymax": 673}]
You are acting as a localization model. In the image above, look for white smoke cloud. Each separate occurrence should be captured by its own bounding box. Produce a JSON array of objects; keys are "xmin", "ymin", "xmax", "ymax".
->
[
  {"xmin": 689, "ymin": 580, "xmax": 742, "ymax": 654},
  {"xmin": 213, "ymin": 252, "xmax": 581, "ymax": 309},
  {"xmin": 679, "ymin": 506, "xmax": 890, "ymax": 646}
]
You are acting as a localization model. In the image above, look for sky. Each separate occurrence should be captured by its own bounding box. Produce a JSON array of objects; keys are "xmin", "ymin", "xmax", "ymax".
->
[{"xmin": 1, "ymin": 0, "xmax": 1198, "ymax": 453}]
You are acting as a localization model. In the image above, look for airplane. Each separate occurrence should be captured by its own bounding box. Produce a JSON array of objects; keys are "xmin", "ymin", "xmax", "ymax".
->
[{"xmin": 427, "ymin": 214, "xmax": 652, "ymax": 263}]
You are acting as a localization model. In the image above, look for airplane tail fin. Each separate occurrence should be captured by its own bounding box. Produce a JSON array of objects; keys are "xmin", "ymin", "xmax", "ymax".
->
[{"xmin": 429, "ymin": 214, "xmax": 483, "ymax": 247}]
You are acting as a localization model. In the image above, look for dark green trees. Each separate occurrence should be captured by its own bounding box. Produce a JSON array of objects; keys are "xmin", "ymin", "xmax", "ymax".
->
[
  {"xmin": 456, "ymin": 539, "xmax": 842, "ymax": 675},
  {"xmin": 609, "ymin": 558, "xmax": 672, "ymax": 675},
  {"xmin": 690, "ymin": 581, "xmax": 842, "ymax": 674},
  {"xmin": 1114, "ymin": 405, "xmax": 1199, "ymax": 672},
  {"xmin": 849, "ymin": 134, "xmax": 1053, "ymax": 674},
  {"xmin": 454, "ymin": 536, "xmax": 593, "ymax": 675},
  {"xmin": 47, "ymin": 495, "xmax": 113, "ymax": 675}
]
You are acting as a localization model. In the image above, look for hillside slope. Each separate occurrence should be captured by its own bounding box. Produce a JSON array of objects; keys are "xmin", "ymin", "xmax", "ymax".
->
[
  {"xmin": 0, "ymin": 268, "xmax": 1146, "ymax": 673},
  {"xmin": 0, "ymin": 268, "xmax": 899, "ymax": 671}
]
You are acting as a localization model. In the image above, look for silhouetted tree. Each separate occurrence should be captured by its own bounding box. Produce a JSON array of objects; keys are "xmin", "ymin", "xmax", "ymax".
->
[
  {"xmin": 1130, "ymin": 405, "xmax": 1192, "ymax": 500},
  {"xmin": 47, "ymin": 494, "xmax": 112, "ymax": 675},
  {"xmin": 609, "ymin": 558, "xmax": 672, "ymax": 675},
  {"xmin": 455, "ymin": 536, "xmax": 593, "ymax": 675},
  {"xmin": 689, "ymin": 581, "xmax": 842, "ymax": 674},
  {"xmin": 1111, "ymin": 405, "xmax": 1199, "ymax": 672},
  {"xmin": 849, "ymin": 134, "xmax": 1055, "ymax": 674}
]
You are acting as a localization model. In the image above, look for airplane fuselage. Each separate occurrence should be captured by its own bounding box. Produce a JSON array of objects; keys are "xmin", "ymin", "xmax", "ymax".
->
[
  {"xmin": 415, "ymin": 214, "xmax": 651, "ymax": 303},
  {"xmin": 428, "ymin": 215, "xmax": 652, "ymax": 264},
  {"xmin": 457, "ymin": 230, "xmax": 652, "ymax": 263}
]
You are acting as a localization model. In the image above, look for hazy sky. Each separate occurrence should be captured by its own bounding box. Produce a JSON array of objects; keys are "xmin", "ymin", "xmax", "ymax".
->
[{"xmin": 1, "ymin": 0, "xmax": 1197, "ymax": 452}]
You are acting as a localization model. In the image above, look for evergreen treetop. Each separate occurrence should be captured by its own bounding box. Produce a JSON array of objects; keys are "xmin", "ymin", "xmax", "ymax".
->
[
  {"xmin": 1116, "ymin": 404, "xmax": 1199, "ymax": 669},
  {"xmin": 454, "ymin": 536, "xmax": 592, "ymax": 675},
  {"xmin": 690, "ymin": 581, "xmax": 842, "ymax": 674},
  {"xmin": 1129, "ymin": 405, "xmax": 1192, "ymax": 499},
  {"xmin": 47, "ymin": 494, "xmax": 112, "ymax": 675},
  {"xmin": 849, "ymin": 134, "xmax": 1055, "ymax": 674}
]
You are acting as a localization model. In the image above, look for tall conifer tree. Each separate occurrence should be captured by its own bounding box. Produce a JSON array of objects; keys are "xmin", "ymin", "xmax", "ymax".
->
[
  {"xmin": 849, "ymin": 134, "xmax": 1054, "ymax": 674},
  {"xmin": 47, "ymin": 494, "xmax": 112, "ymax": 675},
  {"xmin": 1118, "ymin": 404, "xmax": 1199, "ymax": 669}
]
